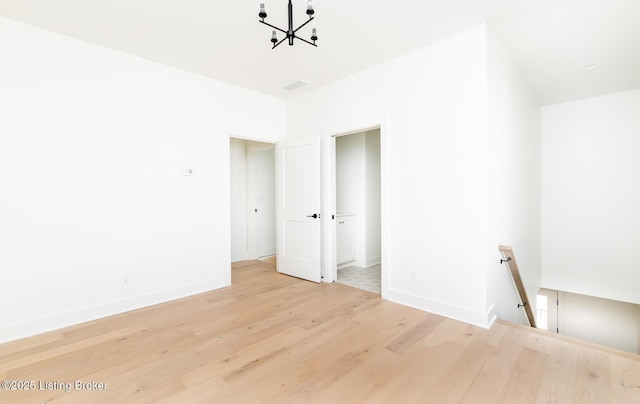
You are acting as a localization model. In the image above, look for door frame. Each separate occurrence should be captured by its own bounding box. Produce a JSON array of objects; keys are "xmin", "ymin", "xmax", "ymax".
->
[
  {"xmin": 323, "ymin": 120, "xmax": 389, "ymax": 299},
  {"xmin": 537, "ymin": 288, "xmax": 559, "ymax": 333},
  {"xmin": 224, "ymin": 135, "xmax": 278, "ymax": 284}
]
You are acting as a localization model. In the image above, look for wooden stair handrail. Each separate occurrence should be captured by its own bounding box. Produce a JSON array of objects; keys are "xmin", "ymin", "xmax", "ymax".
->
[{"xmin": 498, "ymin": 245, "xmax": 536, "ymax": 328}]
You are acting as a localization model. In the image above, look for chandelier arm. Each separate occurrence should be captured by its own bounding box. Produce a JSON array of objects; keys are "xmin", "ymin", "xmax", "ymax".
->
[
  {"xmin": 259, "ymin": 20, "xmax": 288, "ymax": 35},
  {"xmin": 293, "ymin": 16, "xmax": 314, "ymax": 34},
  {"xmin": 293, "ymin": 35, "xmax": 317, "ymax": 47},
  {"xmin": 272, "ymin": 36, "xmax": 288, "ymax": 49}
]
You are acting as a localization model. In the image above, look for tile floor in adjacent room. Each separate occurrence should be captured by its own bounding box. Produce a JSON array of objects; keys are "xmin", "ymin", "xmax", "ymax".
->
[{"xmin": 337, "ymin": 264, "xmax": 381, "ymax": 294}]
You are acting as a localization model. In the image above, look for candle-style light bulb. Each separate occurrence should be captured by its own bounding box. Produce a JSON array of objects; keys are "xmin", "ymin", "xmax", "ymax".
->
[
  {"xmin": 311, "ymin": 27, "xmax": 318, "ymax": 42},
  {"xmin": 259, "ymin": 3, "xmax": 267, "ymax": 19},
  {"xmin": 306, "ymin": 0, "xmax": 314, "ymax": 16},
  {"xmin": 271, "ymin": 30, "xmax": 278, "ymax": 44}
]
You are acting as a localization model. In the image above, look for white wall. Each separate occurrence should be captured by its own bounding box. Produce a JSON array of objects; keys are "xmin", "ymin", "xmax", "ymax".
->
[
  {"xmin": 541, "ymin": 89, "xmax": 640, "ymax": 305},
  {"xmin": 336, "ymin": 133, "xmax": 366, "ymax": 266},
  {"xmin": 485, "ymin": 29, "xmax": 541, "ymax": 325},
  {"xmin": 336, "ymin": 133, "xmax": 365, "ymax": 215},
  {"xmin": 230, "ymin": 139, "xmax": 248, "ymax": 262},
  {"xmin": 0, "ymin": 17, "xmax": 285, "ymax": 343},
  {"xmin": 365, "ymin": 130, "xmax": 381, "ymax": 267},
  {"xmin": 289, "ymin": 24, "xmax": 540, "ymax": 327},
  {"xmin": 559, "ymin": 292, "xmax": 639, "ymax": 354},
  {"xmin": 289, "ymin": 25, "xmax": 496, "ymax": 327}
]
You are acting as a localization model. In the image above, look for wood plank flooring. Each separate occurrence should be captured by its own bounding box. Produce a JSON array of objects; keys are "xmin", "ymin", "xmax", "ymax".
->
[{"xmin": 1, "ymin": 260, "xmax": 639, "ymax": 403}]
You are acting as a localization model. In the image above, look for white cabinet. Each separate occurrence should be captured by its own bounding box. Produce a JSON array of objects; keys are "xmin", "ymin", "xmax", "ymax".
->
[{"xmin": 336, "ymin": 215, "xmax": 356, "ymax": 266}]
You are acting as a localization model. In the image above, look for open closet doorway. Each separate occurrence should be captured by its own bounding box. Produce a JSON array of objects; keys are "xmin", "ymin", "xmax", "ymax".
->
[
  {"xmin": 334, "ymin": 128, "xmax": 382, "ymax": 294},
  {"xmin": 229, "ymin": 138, "xmax": 276, "ymax": 265}
]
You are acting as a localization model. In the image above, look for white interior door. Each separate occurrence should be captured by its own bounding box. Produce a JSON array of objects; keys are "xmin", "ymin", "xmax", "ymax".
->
[{"xmin": 276, "ymin": 136, "xmax": 322, "ymax": 282}]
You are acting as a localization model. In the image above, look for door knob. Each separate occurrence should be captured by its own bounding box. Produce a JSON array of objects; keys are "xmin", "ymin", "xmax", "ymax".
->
[{"xmin": 306, "ymin": 213, "xmax": 319, "ymax": 219}]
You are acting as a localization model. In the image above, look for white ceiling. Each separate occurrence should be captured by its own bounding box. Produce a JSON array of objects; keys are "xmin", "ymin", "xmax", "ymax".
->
[
  {"xmin": 1, "ymin": 0, "xmax": 639, "ymax": 105},
  {"xmin": 490, "ymin": 0, "xmax": 640, "ymax": 105}
]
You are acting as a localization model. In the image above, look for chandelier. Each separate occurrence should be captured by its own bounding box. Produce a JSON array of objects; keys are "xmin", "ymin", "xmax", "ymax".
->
[{"xmin": 258, "ymin": 1, "xmax": 318, "ymax": 49}]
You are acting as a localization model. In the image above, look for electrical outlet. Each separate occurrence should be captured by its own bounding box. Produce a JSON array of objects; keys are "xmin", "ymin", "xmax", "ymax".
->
[
  {"xmin": 121, "ymin": 274, "xmax": 130, "ymax": 286},
  {"xmin": 409, "ymin": 270, "xmax": 418, "ymax": 282}
]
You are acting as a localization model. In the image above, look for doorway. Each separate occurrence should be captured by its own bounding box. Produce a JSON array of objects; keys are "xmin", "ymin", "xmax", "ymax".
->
[
  {"xmin": 229, "ymin": 138, "xmax": 276, "ymax": 263},
  {"xmin": 334, "ymin": 128, "xmax": 382, "ymax": 293}
]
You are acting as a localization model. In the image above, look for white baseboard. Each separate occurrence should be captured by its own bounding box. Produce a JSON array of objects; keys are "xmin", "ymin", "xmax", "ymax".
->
[
  {"xmin": 258, "ymin": 248, "xmax": 276, "ymax": 258},
  {"xmin": 337, "ymin": 260, "xmax": 355, "ymax": 270},
  {"xmin": 0, "ymin": 278, "xmax": 229, "ymax": 344},
  {"xmin": 338, "ymin": 257, "xmax": 381, "ymax": 271},
  {"xmin": 384, "ymin": 287, "xmax": 497, "ymax": 329},
  {"xmin": 231, "ymin": 253, "xmax": 248, "ymax": 263}
]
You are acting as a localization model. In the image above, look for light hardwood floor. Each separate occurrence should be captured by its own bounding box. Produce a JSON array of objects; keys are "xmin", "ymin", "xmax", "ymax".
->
[{"xmin": 1, "ymin": 260, "xmax": 639, "ymax": 403}]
